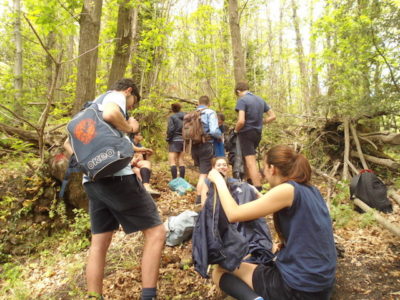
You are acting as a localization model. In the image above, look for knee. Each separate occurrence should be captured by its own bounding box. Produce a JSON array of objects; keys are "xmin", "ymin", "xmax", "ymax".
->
[
  {"xmin": 212, "ymin": 266, "xmax": 225, "ymax": 287},
  {"xmin": 145, "ymin": 224, "xmax": 166, "ymax": 245}
]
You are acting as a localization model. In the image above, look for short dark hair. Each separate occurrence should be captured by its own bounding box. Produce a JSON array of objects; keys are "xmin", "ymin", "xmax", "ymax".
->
[
  {"xmin": 199, "ymin": 95, "xmax": 210, "ymax": 105},
  {"xmin": 217, "ymin": 112, "xmax": 225, "ymax": 121},
  {"xmin": 171, "ymin": 103, "xmax": 181, "ymax": 113},
  {"xmin": 235, "ymin": 82, "xmax": 249, "ymax": 92},
  {"xmin": 111, "ymin": 78, "xmax": 141, "ymax": 102}
]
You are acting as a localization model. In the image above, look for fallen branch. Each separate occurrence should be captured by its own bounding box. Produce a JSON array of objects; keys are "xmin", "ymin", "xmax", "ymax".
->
[
  {"xmin": 358, "ymin": 132, "xmax": 400, "ymax": 145},
  {"xmin": 343, "ymin": 118, "xmax": 350, "ymax": 180},
  {"xmin": 350, "ymin": 122, "xmax": 368, "ymax": 169},
  {"xmin": 351, "ymin": 151, "xmax": 400, "ymax": 170},
  {"xmin": 161, "ymin": 94, "xmax": 198, "ymax": 106},
  {"xmin": 353, "ymin": 198, "xmax": 400, "ymax": 237},
  {"xmin": 388, "ymin": 189, "xmax": 400, "ymax": 206}
]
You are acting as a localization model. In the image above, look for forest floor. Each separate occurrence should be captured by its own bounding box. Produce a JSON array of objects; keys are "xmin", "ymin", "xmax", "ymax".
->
[{"xmin": 1, "ymin": 161, "xmax": 400, "ymax": 300}]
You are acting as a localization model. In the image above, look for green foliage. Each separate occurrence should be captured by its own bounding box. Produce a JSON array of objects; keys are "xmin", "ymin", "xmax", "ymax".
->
[
  {"xmin": 61, "ymin": 208, "xmax": 91, "ymax": 255},
  {"xmin": 0, "ymin": 262, "xmax": 29, "ymax": 298}
]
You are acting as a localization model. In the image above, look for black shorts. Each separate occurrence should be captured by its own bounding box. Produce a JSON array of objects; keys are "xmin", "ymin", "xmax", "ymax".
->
[
  {"xmin": 168, "ymin": 141, "xmax": 184, "ymax": 153},
  {"xmin": 84, "ymin": 175, "xmax": 162, "ymax": 234},
  {"xmin": 191, "ymin": 142, "xmax": 213, "ymax": 174},
  {"xmin": 238, "ymin": 130, "xmax": 261, "ymax": 156},
  {"xmin": 253, "ymin": 262, "xmax": 333, "ymax": 300}
]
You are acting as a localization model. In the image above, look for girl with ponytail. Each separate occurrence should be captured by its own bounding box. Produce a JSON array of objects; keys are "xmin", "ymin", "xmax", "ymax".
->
[{"xmin": 208, "ymin": 145, "xmax": 336, "ymax": 300}]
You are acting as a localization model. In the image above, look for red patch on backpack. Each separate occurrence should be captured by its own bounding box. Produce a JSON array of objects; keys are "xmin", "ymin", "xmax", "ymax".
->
[{"xmin": 74, "ymin": 119, "xmax": 97, "ymax": 144}]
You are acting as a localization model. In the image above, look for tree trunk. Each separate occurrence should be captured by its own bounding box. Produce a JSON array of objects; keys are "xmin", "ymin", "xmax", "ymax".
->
[
  {"xmin": 107, "ymin": 1, "xmax": 138, "ymax": 89},
  {"xmin": 13, "ymin": 0, "xmax": 23, "ymax": 113},
  {"xmin": 227, "ymin": 0, "xmax": 246, "ymax": 85},
  {"xmin": 291, "ymin": 0, "xmax": 310, "ymax": 114},
  {"xmin": 309, "ymin": 0, "xmax": 319, "ymax": 105},
  {"xmin": 342, "ymin": 118, "xmax": 350, "ymax": 180},
  {"xmin": 73, "ymin": 0, "xmax": 103, "ymax": 114}
]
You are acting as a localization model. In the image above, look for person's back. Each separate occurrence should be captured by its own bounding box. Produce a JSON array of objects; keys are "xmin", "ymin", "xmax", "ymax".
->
[
  {"xmin": 275, "ymin": 181, "xmax": 336, "ymax": 292},
  {"xmin": 236, "ymin": 92, "xmax": 268, "ymax": 133},
  {"xmin": 191, "ymin": 95, "xmax": 221, "ymax": 204},
  {"xmin": 167, "ymin": 103, "xmax": 186, "ymax": 180}
]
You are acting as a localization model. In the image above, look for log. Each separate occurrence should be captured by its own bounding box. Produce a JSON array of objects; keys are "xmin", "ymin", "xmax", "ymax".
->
[
  {"xmin": 358, "ymin": 132, "xmax": 400, "ymax": 145},
  {"xmin": 388, "ymin": 189, "xmax": 400, "ymax": 206},
  {"xmin": 0, "ymin": 122, "xmax": 39, "ymax": 142},
  {"xmin": 353, "ymin": 198, "xmax": 400, "ymax": 237},
  {"xmin": 351, "ymin": 151, "xmax": 400, "ymax": 170}
]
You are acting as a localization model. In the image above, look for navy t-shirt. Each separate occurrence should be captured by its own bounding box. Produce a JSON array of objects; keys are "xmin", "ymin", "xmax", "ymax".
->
[
  {"xmin": 275, "ymin": 181, "xmax": 337, "ymax": 292},
  {"xmin": 235, "ymin": 92, "xmax": 270, "ymax": 133}
]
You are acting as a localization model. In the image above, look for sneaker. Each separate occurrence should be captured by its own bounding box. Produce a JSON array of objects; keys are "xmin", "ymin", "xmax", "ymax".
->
[{"xmin": 145, "ymin": 186, "xmax": 161, "ymax": 198}]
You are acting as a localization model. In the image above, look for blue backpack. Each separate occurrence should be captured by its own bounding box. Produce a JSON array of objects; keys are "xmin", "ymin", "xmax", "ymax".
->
[{"xmin": 66, "ymin": 93, "xmax": 134, "ymax": 181}]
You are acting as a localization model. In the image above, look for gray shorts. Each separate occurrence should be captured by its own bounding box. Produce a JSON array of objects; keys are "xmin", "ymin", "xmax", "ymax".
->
[
  {"xmin": 84, "ymin": 175, "xmax": 162, "ymax": 234},
  {"xmin": 191, "ymin": 142, "xmax": 213, "ymax": 174},
  {"xmin": 168, "ymin": 141, "xmax": 184, "ymax": 153}
]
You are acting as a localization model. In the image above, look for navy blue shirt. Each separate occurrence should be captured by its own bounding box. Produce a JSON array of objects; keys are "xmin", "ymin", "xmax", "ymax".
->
[
  {"xmin": 235, "ymin": 92, "xmax": 270, "ymax": 133},
  {"xmin": 275, "ymin": 181, "xmax": 336, "ymax": 292}
]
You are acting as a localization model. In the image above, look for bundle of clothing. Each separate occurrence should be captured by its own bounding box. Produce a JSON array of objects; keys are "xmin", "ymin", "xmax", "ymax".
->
[{"xmin": 192, "ymin": 178, "xmax": 274, "ymax": 278}]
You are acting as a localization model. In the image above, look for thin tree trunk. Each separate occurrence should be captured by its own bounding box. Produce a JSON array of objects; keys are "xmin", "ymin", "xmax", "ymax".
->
[
  {"xmin": 107, "ymin": 1, "xmax": 138, "ymax": 89},
  {"xmin": 291, "ymin": 0, "xmax": 310, "ymax": 114},
  {"xmin": 309, "ymin": 0, "xmax": 319, "ymax": 107},
  {"xmin": 227, "ymin": 0, "xmax": 246, "ymax": 85},
  {"xmin": 13, "ymin": 0, "xmax": 23, "ymax": 113},
  {"xmin": 73, "ymin": 0, "xmax": 103, "ymax": 113}
]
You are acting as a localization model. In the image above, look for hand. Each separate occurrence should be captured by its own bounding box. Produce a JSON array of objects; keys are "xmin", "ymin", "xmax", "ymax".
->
[
  {"xmin": 208, "ymin": 168, "xmax": 224, "ymax": 183},
  {"xmin": 127, "ymin": 117, "xmax": 139, "ymax": 133}
]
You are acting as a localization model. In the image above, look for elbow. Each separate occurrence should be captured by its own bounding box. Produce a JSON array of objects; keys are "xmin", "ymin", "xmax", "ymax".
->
[{"xmin": 226, "ymin": 212, "xmax": 240, "ymax": 223}]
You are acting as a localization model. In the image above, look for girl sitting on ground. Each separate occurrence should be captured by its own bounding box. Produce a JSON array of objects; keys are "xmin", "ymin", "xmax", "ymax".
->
[{"xmin": 207, "ymin": 145, "xmax": 336, "ymax": 300}]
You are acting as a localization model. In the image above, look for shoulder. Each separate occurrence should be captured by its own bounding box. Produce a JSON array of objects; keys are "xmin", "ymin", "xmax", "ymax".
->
[{"xmin": 102, "ymin": 91, "xmax": 126, "ymax": 111}]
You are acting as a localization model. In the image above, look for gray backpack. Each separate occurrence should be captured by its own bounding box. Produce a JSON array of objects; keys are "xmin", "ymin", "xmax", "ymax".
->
[{"xmin": 67, "ymin": 93, "xmax": 134, "ymax": 181}]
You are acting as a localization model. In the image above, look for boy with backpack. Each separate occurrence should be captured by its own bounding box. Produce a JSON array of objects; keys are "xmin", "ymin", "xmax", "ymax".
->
[
  {"xmin": 64, "ymin": 79, "xmax": 165, "ymax": 300},
  {"xmin": 184, "ymin": 95, "xmax": 221, "ymax": 204}
]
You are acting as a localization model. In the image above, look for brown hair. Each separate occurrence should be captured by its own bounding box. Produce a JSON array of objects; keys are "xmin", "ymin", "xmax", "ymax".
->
[
  {"xmin": 265, "ymin": 145, "xmax": 311, "ymax": 184},
  {"xmin": 199, "ymin": 95, "xmax": 210, "ymax": 105},
  {"xmin": 111, "ymin": 78, "xmax": 141, "ymax": 102},
  {"xmin": 171, "ymin": 103, "xmax": 181, "ymax": 113},
  {"xmin": 235, "ymin": 82, "xmax": 249, "ymax": 92}
]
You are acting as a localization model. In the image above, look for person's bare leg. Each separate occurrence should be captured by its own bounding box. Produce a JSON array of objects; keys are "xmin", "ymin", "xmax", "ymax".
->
[
  {"xmin": 141, "ymin": 224, "xmax": 166, "ymax": 288},
  {"xmin": 244, "ymin": 155, "xmax": 261, "ymax": 187},
  {"xmin": 86, "ymin": 231, "xmax": 114, "ymax": 295}
]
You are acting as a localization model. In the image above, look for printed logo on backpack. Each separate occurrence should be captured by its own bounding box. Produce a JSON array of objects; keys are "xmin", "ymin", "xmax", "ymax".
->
[{"xmin": 67, "ymin": 93, "xmax": 134, "ymax": 181}]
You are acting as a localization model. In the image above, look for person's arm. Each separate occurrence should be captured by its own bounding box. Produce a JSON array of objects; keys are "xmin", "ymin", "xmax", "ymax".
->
[
  {"xmin": 208, "ymin": 111, "xmax": 222, "ymax": 138},
  {"xmin": 264, "ymin": 109, "xmax": 276, "ymax": 124},
  {"xmin": 208, "ymin": 169, "xmax": 294, "ymax": 222},
  {"xmin": 63, "ymin": 137, "xmax": 73, "ymax": 157},
  {"xmin": 234, "ymin": 110, "xmax": 245, "ymax": 132},
  {"xmin": 102, "ymin": 102, "xmax": 138, "ymax": 133}
]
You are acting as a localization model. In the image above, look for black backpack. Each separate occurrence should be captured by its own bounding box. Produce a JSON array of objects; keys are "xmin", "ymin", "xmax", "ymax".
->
[
  {"xmin": 350, "ymin": 170, "xmax": 392, "ymax": 213},
  {"xmin": 67, "ymin": 93, "xmax": 134, "ymax": 181}
]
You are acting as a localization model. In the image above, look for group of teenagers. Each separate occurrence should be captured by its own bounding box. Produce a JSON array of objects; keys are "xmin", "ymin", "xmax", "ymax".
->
[{"xmin": 65, "ymin": 78, "xmax": 337, "ymax": 300}]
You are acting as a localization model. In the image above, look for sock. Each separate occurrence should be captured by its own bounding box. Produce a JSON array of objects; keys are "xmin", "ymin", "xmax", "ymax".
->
[
  {"xmin": 140, "ymin": 168, "xmax": 151, "ymax": 184},
  {"xmin": 170, "ymin": 166, "xmax": 178, "ymax": 179},
  {"xmin": 219, "ymin": 273, "xmax": 263, "ymax": 300},
  {"xmin": 141, "ymin": 287, "xmax": 157, "ymax": 300},
  {"xmin": 195, "ymin": 195, "xmax": 201, "ymax": 205},
  {"xmin": 255, "ymin": 186, "xmax": 262, "ymax": 192},
  {"xmin": 179, "ymin": 166, "xmax": 185, "ymax": 178}
]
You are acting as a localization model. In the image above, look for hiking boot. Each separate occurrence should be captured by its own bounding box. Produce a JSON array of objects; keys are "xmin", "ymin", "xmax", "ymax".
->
[{"xmin": 146, "ymin": 186, "xmax": 161, "ymax": 198}]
